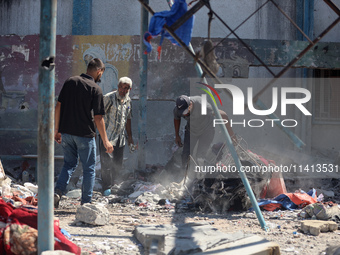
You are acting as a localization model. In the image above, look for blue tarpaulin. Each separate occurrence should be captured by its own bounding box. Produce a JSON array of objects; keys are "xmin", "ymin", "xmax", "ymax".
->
[{"xmin": 143, "ymin": 0, "xmax": 194, "ymax": 57}]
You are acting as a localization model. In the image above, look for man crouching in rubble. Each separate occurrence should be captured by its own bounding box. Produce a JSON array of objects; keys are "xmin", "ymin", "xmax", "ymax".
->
[
  {"xmin": 99, "ymin": 77, "xmax": 135, "ymax": 196},
  {"xmin": 54, "ymin": 58, "xmax": 113, "ymax": 207},
  {"xmin": 173, "ymin": 95, "xmax": 235, "ymax": 167}
]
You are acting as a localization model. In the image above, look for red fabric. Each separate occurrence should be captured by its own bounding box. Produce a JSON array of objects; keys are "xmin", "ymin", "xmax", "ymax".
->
[
  {"xmin": 157, "ymin": 46, "xmax": 162, "ymax": 59},
  {"xmin": 284, "ymin": 192, "xmax": 317, "ymax": 208},
  {"xmin": 262, "ymin": 203, "xmax": 281, "ymax": 211},
  {"xmin": 260, "ymin": 171, "xmax": 287, "ymax": 199},
  {"xmin": 0, "ymin": 198, "xmax": 81, "ymax": 254},
  {"xmin": 0, "ymin": 200, "xmax": 14, "ymax": 219}
]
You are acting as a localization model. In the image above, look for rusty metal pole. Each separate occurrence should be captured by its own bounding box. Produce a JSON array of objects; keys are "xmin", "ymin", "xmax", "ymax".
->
[
  {"xmin": 38, "ymin": 0, "xmax": 57, "ymax": 252},
  {"xmin": 138, "ymin": 0, "xmax": 149, "ymax": 170}
]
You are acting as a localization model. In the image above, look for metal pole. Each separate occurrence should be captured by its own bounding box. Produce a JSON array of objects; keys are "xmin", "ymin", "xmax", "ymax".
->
[
  {"xmin": 189, "ymin": 43, "xmax": 268, "ymax": 231},
  {"xmin": 38, "ymin": 0, "xmax": 57, "ymax": 252},
  {"xmin": 138, "ymin": 1, "xmax": 149, "ymax": 170},
  {"xmin": 154, "ymin": 0, "xmax": 268, "ymax": 230},
  {"xmin": 162, "ymin": 0, "xmax": 267, "ymax": 229},
  {"xmin": 138, "ymin": 0, "xmax": 305, "ymax": 149}
]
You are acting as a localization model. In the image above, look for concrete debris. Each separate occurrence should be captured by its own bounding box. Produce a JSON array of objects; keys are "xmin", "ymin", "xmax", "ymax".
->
[
  {"xmin": 133, "ymin": 182, "xmax": 165, "ymax": 194},
  {"xmin": 176, "ymin": 144, "xmax": 274, "ymax": 213},
  {"xmin": 135, "ymin": 223, "xmax": 280, "ymax": 255},
  {"xmin": 300, "ymin": 220, "xmax": 338, "ymax": 236},
  {"xmin": 301, "ymin": 202, "xmax": 340, "ymax": 221},
  {"xmin": 135, "ymin": 192, "xmax": 162, "ymax": 205},
  {"xmin": 128, "ymin": 190, "xmax": 144, "ymax": 199},
  {"xmin": 325, "ymin": 245, "xmax": 340, "ymax": 255},
  {"xmin": 66, "ymin": 188, "xmax": 82, "ymax": 198},
  {"xmin": 41, "ymin": 251, "xmax": 75, "ymax": 255},
  {"xmin": 167, "ymin": 181, "xmax": 186, "ymax": 200},
  {"xmin": 111, "ymin": 179, "xmax": 136, "ymax": 196},
  {"xmin": 75, "ymin": 203, "xmax": 110, "ymax": 226},
  {"xmin": 189, "ymin": 177, "xmax": 253, "ymax": 213},
  {"xmin": 2, "ymin": 153, "xmax": 340, "ymax": 255}
]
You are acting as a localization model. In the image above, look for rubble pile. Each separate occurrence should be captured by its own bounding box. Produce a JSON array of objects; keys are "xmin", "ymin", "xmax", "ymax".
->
[
  {"xmin": 0, "ymin": 150, "xmax": 339, "ymax": 255},
  {"xmin": 184, "ymin": 143, "xmax": 274, "ymax": 213}
]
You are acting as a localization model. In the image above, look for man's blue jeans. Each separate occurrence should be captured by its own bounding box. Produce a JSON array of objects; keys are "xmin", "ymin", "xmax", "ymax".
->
[{"xmin": 55, "ymin": 133, "xmax": 96, "ymax": 204}]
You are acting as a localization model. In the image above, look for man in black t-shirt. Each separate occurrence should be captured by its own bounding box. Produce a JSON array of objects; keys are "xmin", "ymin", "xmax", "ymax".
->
[{"xmin": 54, "ymin": 58, "xmax": 113, "ymax": 207}]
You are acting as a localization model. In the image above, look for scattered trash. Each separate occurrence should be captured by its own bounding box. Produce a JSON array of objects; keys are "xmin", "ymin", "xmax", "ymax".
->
[
  {"xmin": 0, "ymin": 199, "xmax": 81, "ymax": 254},
  {"xmin": 24, "ymin": 182, "xmax": 38, "ymax": 194},
  {"xmin": 66, "ymin": 189, "xmax": 82, "ymax": 199},
  {"xmin": 103, "ymin": 189, "xmax": 111, "ymax": 196},
  {"xmin": 300, "ymin": 202, "xmax": 340, "ymax": 221},
  {"xmin": 22, "ymin": 170, "xmax": 29, "ymax": 183},
  {"xmin": 293, "ymin": 231, "xmax": 300, "ymax": 238}
]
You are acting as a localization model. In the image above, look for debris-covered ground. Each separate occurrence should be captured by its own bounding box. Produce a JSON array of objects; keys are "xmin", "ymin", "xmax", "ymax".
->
[
  {"xmin": 1, "ymin": 147, "xmax": 340, "ymax": 255},
  {"xmin": 52, "ymin": 176, "xmax": 340, "ymax": 255}
]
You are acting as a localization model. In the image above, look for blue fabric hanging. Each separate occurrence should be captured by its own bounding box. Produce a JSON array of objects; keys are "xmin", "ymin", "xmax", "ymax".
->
[{"xmin": 143, "ymin": 0, "xmax": 194, "ymax": 58}]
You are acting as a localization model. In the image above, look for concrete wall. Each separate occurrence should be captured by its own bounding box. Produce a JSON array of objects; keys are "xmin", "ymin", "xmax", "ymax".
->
[
  {"xmin": 1, "ymin": 0, "xmax": 301, "ymax": 38},
  {"xmin": 314, "ymin": 0, "xmax": 340, "ymax": 42},
  {"xmin": 0, "ymin": 0, "xmax": 339, "ymax": 170},
  {"xmin": 0, "ymin": 0, "xmax": 73, "ymax": 35},
  {"xmin": 1, "ymin": 0, "xmax": 338, "ymax": 41}
]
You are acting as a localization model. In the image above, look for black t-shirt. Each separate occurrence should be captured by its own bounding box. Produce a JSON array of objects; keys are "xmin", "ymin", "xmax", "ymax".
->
[{"xmin": 57, "ymin": 73, "xmax": 105, "ymax": 138}]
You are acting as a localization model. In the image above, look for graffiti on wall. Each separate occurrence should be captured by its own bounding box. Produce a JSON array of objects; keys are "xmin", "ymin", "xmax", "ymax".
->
[
  {"xmin": 0, "ymin": 35, "xmax": 198, "ymax": 115},
  {"xmin": 0, "ymin": 34, "xmax": 198, "ymax": 156},
  {"xmin": 83, "ymin": 46, "xmax": 119, "ymax": 95}
]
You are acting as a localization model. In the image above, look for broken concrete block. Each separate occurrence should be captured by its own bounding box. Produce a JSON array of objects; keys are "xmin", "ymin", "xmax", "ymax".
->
[
  {"xmin": 135, "ymin": 192, "xmax": 162, "ymax": 204},
  {"xmin": 75, "ymin": 203, "xmax": 110, "ymax": 226},
  {"xmin": 135, "ymin": 223, "xmax": 280, "ymax": 255},
  {"xmin": 301, "ymin": 220, "xmax": 338, "ymax": 236},
  {"xmin": 41, "ymin": 251, "xmax": 75, "ymax": 255},
  {"xmin": 195, "ymin": 234, "xmax": 281, "ymax": 255},
  {"xmin": 325, "ymin": 245, "xmax": 340, "ymax": 255},
  {"xmin": 128, "ymin": 190, "xmax": 144, "ymax": 199},
  {"xmin": 66, "ymin": 189, "xmax": 82, "ymax": 198}
]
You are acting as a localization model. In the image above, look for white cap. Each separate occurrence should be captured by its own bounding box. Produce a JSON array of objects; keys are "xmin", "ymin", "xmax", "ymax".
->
[{"xmin": 119, "ymin": 77, "xmax": 132, "ymax": 88}]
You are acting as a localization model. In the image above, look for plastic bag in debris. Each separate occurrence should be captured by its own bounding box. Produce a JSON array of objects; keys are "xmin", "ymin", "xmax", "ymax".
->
[
  {"xmin": 11, "ymin": 184, "xmax": 34, "ymax": 198},
  {"xmin": 133, "ymin": 182, "xmax": 164, "ymax": 193},
  {"xmin": 24, "ymin": 183, "xmax": 38, "ymax": 194}
]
